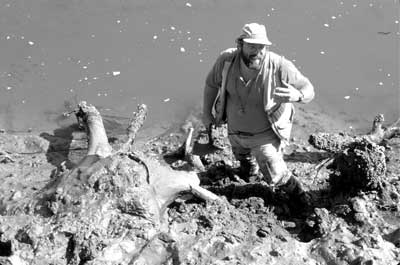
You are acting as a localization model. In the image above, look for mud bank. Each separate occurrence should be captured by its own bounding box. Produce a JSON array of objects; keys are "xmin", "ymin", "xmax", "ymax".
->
[{"xmin": 0, "ymin": 104, "xmax": 399, "ymax": 265}]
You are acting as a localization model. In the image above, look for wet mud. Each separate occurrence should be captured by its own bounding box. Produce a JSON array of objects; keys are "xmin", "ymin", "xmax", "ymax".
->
[{"xmin": 2, "ymin": 104, "xmax": 399, "ymax": 264}]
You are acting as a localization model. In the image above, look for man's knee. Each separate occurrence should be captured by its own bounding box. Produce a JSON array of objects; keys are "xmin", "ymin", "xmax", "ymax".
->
[{"xmin": 257, "ymin": 154, "xmax": 288, "ymax": 184}]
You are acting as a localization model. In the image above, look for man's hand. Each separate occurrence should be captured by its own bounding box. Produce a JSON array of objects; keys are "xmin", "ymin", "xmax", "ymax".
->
[{"xmin": 273, "ymin": 80, "xmax": 303, "ymax": 103}]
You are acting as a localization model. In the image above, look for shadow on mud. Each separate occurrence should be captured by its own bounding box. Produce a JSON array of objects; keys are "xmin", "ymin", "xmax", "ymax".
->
[
  {"xmin": 195, "ymin": 157, "xmax": 363, "ymax": 243},
  {"xmin": 39, "ymin": 124, "xmax": 85, "ymax": 170}
]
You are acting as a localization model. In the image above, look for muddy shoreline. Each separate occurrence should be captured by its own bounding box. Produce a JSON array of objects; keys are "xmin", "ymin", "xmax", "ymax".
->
[{"xmin": 0, "ymin": 103, "xmax": 399, "ymax": 264}]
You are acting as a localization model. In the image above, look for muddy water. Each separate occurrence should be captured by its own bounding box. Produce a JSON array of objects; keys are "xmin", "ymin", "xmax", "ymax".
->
[{"xmin": 0, "ymin": 0, "xmax": 398, "ymax": 137}]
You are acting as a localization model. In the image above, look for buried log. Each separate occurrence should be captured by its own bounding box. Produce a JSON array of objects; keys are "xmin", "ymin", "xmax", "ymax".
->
[
  {"xmin": 309, "ymin": 114, "xmax": 399, "ymax": 191},
  {"xmin": 0, "ymin": 101, "xmax": 219, "ymax": 264},
  {"xmin": 53, "ymin": 101, "xmax": 219, "ymax": 214}
]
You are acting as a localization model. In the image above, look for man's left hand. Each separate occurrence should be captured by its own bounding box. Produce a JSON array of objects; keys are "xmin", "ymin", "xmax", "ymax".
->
[{"xmin": 273, "ymin": 81, "xmax": 302, "ymax": 103}]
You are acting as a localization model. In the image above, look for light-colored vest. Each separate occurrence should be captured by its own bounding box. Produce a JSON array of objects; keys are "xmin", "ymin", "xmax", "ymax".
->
[{"xmin": 212, "ymin": 52, "xmax": 295, "ymax": 144}]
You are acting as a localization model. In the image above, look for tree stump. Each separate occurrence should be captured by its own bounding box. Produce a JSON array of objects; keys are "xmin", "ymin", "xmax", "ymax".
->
[{"xmin": 0, "ymin": 101, "xmax": 219, "ymax": 265}]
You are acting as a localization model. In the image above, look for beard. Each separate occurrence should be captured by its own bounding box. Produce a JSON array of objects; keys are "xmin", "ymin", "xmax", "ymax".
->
[{"xmin": 240, "ymin": 50, "xmax": 265, "ymax": 70}]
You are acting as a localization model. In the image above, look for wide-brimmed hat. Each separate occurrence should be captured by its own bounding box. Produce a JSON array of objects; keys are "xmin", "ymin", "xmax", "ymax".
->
[{"xmin": 239, "ymin": 23, "xmax": 272, "ymax": 45}]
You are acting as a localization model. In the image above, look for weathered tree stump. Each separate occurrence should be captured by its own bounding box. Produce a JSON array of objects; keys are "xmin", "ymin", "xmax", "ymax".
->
[
  {"xmin": 309, "ymin": 114, "xmax": 399, "ymax": 191},
  {"xmin": 0, "ymin": 101, "xmax": 219, "ymax": 265}
]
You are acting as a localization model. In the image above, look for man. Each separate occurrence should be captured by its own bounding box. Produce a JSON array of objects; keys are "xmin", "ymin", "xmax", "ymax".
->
[{"xmin": 202, "ymin": 22, "xmax": 315, "ymax": 204}]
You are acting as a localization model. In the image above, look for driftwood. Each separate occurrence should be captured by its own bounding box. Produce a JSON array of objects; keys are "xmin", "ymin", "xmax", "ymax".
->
[
  {"xmin": 164, "ymin": 127, "xmax": 206, "ymax": 171},
  {"xmin": 309, "ymin": 114, "xmax": 399, "ymax": 191},
  {"xmin": 0, "ymin": 101, "xmax": 219, "ymax": 264}
]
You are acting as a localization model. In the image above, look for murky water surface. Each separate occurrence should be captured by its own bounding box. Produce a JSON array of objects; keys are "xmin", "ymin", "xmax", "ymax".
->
[{"xmin": 0, "ymin": 0, "xmax": 398, "ymax": 137}]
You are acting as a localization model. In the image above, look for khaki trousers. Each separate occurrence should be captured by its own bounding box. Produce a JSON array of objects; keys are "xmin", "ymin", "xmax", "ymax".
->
[{"xmin": 228, "ymin": 128, "xmax": 289, "ymax": 184}]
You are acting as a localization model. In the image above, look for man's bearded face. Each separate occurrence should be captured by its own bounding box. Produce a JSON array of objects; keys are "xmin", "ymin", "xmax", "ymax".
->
[{"xmin": 240, "ymin": 42, "xmax": 267, "ymax": 70}]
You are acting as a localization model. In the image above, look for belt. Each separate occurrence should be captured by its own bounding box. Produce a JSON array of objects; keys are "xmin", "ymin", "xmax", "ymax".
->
[{"xmin": 228, "ymin": 128, "xmax": 272, "ymax": 137}]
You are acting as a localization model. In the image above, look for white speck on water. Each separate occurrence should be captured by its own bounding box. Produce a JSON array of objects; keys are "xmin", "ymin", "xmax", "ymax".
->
[
  {"xmin": 344, "ymin": 96, "xmax": 350, "ymax": 100},
  {"xmin": 153, "ymin": 35, "xmax": 158, "ymax": 40},
  {"xmin": 331, "ymin": 16, "xmax": 336, "ymax": 20},
  {"xmin": 187, "ymin": 31, "xmax": 191, "ymax": 34},
  {"xmin": 84, "ymin": 77, "xmax": 88, "ymax": 81},
  {"xmin": 104, "ymin": 93, "xmax": 108, "ymax": 96},
  {"xmin": 178, "ymin": 30, "xmax": 182, "ymax": 34},
  {"xmin": 97, "ymin": 93, "xmax": 101, "ymax": 97},
  {"xmin": 340, "ymin": 1, "xmax": 344, "ymax": 5},
  {"xmin": 163, "ymin": 98, "xmax": 170, "ymax": 102},
  {"xmin": 271, "ymin": 7, "xmax": 275, "ymax": 11},
  {"xmin": 324, "ymin": 23, "xmax": 330, "ymax": 27},
  {"xmin": 378, "ymin": 82, "xmax": 383, "ymax": 86},
  {"xmin": 306, "ymin": 37, "xmax": 310, "ymax": 41},
  {"xmin": 200, "ymin": 59, "xmax": 203, "ymax": 62},
  {"xmin": 170, "ymin": 26, "xmax": 176, "ymax": 31},
  {"xmin": 170, "ymin": 38, "xmax": 175, "ymax": 42},
  {"xmin": 267, "ymin": 14, "xmax": 270, "ymax": 17},
  {"xmin": 112, "ymin": 71, "xmax": 121, "ymax": 76},
  {"xmin": 91, "ymin": 34, "xmax": 95, "ymax": 38},
  {"xmin": 78, "ymin": 79, "xmax": 82, "ymax": 82},
  {"xmin": 355, "ymin": 87, "xmax": 359, "ymax": 91},
  {"xmin": 180, "ymin": 47, "xmax": 186, "ymax": 52},
  {"xmin": 21, "ymin": 36, "xmax": 25, "ymax": 40},
  {"xmin": 387, "ymin": 73, "xmax": 391, "ymax": 77},
  {"xmin": 353, "ymin": 4, "xmax": 357, "ymax": 7},
  {"xmin": 320, "ymin": 51, "xmax": 325, "ymax": 54},
  {"xmin": 338, "ymin": 14, "xmax": 342, "ymax": 17},
  {"xmin": 22, "ymin": 100, "xmax": 26, "ymax": 104},
  {"xmin": 6, "ymin": 86, "xmax": 12, "ymax": 90},
  {"xmin": 28, "ymin": 41, "xmax": 34, "ymax": 46},
  {"xmin": 185, "ymin": 3, "xmax": 192, "ymax": 7},
  {"xmin": 6, "ymin": 35, "xmax": 11, "ymax": 40},
  {"xmin": 378, "ymin": 68, "xmax": 383, "ymax": 72},
  {"xmin": 82, "ymin": 66, "xmax": 88, "ymax": 69},
  {"xmin": 40, "ymin": 62, "xmax": 45, "ymax": 66},
  {"xmin": 106, "ymin": 72, "xmax": 110, "ymax": 75},
  {"xmin": 93, "ymin": 77, "xmax": 98, "ymax": 80},
  {"xmin": 369, "ymin": 3, "xmax": 373, "ymax": 7},
  {"xmin": 395, "ymin": 20, "xmax": 399, "ymax": 24},
  {"xmin": 187, "ymin": 37, "xmax": 191, "ymax": 40},
  {"xmin": 349, "ymin": 126, "xmax": 353, "ymax": 129},
  {"xmin": 117, "ymin": 20, "xmax": 121, "ymax": 24},
  {"xmin": 198, "ymin": 37, "xmax": 202, "ymax": 42}
]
